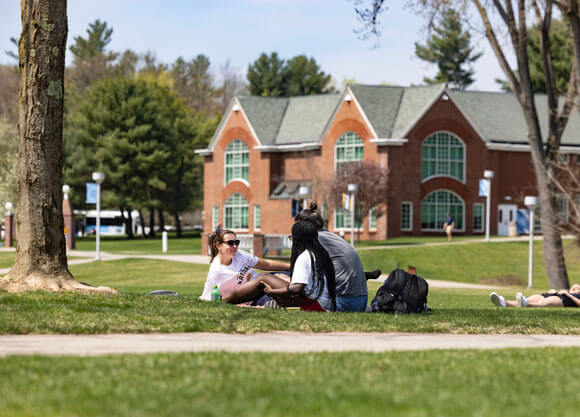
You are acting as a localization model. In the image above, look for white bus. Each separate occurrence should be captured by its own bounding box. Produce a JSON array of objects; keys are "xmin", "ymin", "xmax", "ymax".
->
[{"xmin": 83, "ymin": 210, "xmax": 141, "ymax": 236}]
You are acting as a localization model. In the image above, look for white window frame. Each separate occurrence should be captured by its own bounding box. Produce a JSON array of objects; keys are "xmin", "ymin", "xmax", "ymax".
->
[
  {"xmin": 212, "ymin": 205, "xmax": 219, "ymax": 232},
  {"xmin": 334, "ymin": 203, "xmax": 363, "ymax": 231},
  {"xmin": 557, "ymin": 194, "xmax": 568, "ymax": 224},
  {"xmin": 473, "ymin": 203, "xmax": 484, "ymax": 232},
  {"xmin": 420, "ymin": 189, "xmax": 465, "ymax": 231},
  {"xmin": 369, "ymin": 206, "xmax": 377, "ymax": 231},
  {"xmin": 223, "ymin": 139, "xmax": 249, "ymax": 185},
  {"xmin": 421, "ymin": 131, "xmax": 466, "ymax": 183},
  {"xmin": 334, "ymin": 131, "xmax": 364, "ymax": 174},
  {"xmin": 254, "ymin": 204, "xmax": 261, "ymax": 231},
  {"xmin": 401, "ymin": 201, "xmax": 413, "ymax": 231},
  {"xmin": 224, "ymin": 193, "xmax": 249, "ymax": 231}
]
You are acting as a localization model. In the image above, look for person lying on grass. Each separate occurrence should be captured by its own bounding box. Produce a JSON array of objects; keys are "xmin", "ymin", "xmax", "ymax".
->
[
  {"xmin": 220, "ymin": 221, "xmax": 338, "ymax": 311},
  {"xmin": 199, "ymin": 229, "xmax": 290, "ymax": 306},
  {"xmin": 490, "ymin": 284, "xmax": 580, "ymax": 308}
]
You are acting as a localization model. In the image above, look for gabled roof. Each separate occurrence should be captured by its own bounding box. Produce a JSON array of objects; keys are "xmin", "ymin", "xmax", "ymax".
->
[{"xmin": 197, "ymin": 83, "xmax": 580, "ymax": 155}]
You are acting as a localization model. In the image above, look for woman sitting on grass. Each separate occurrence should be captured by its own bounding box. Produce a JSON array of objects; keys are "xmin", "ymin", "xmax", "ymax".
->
[
  {"xmin": 220, "ymin": 221, "xmax": 338, "ymax": 311},
  {"xmin": 490, "ymin": 284, "xmax": 580, "ymax": 308},
  {"xmin": 199, "ymin": 229, "xmax": 290, "ymax": 305}
]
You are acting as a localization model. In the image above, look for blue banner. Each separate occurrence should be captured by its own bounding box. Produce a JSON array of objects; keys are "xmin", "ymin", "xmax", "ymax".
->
[
  {"xmin": 479, "ymin": 179, "xmax": 490, "ymax": 197},
  {"xmin": 86, "ymin": 183, "xmax": 97, "ymax": 204}
]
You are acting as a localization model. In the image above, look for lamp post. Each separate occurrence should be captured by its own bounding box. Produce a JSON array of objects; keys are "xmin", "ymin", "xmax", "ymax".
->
[
  {"xmin": 483, "ymin": 170, "xmax": 494, "ymax": 242},
  {"xmin": 4, "ymin": 201, "xmax": 13, "ymax": 248},
  {"xmin": 524, "ymin": 196, "xmax": 538, "ymax": 288},
  {"xmin": 92, "ymin": 172, "xmax": 105, "ymax": 260},
  {"xmin": 347, "ymin": 183, "xmax": 358, "ymax": 246},
  {"xmin": 298, "ymin": 185, "xmax": 310, "ymax": 210}
]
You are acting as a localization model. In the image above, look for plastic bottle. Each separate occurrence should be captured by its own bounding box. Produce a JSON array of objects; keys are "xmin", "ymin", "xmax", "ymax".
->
[{"xmin": 210, "ymin": 285, "xmax": 221, "ymax": 302}]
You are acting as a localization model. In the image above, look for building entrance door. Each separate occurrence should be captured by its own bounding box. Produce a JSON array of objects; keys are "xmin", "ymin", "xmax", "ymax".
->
[{"xmin": 498, "ymin": 204, "xmax": 517, "ymax": 236}]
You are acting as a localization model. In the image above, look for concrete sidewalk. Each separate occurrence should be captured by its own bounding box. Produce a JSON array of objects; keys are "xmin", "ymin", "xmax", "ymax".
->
[{"xmin": 1, "ymin": 332, "xmax": 580, "ymax": 357}]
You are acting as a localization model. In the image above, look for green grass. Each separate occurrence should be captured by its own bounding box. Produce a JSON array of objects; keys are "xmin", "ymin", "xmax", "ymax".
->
[
  {"xmin": 1, "ymin": 258, "xmax": 579, "ymax": 335},
  {"xmin": 359, "ymin": 240, "xmax": 580, "ymax": 286},
  {"xmin": 0, "ymin": 252, "xmax": 15, "ymax": 269},
  {"xmin": 1, "ymin": 348, "xmax": 579, "ymax": 417},
  {"xmin": 74, "ymin": 231, "xmax": 202, "ymax": 254}
]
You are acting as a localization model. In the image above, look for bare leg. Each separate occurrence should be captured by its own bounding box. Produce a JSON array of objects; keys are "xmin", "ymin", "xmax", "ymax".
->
[
  {"xmin": 505, "ymin": 295, "xmax": 563, "ymax": 307},
  {"xmin": 222, "ymin": 274, "xmax": 288, "ymax": 304}
]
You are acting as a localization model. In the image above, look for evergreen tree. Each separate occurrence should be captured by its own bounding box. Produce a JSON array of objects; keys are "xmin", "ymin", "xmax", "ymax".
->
[
  {"xmin": 247, "ymin": 52, "xmax": 286, "ymax": 96},
  {"xmin": 69, "ymin": 19, "xmax": 117, "ymax": 63},
  {"xmin": 171, "ymin": 54, "xmax": 217, "ymax": 113},
  {"xmin": 284, "ymin": 55, "xmax": 333, "ymax": 96},
  {"xmin": 496, "ymin": 18, "xmax": 573, "ymax": 94},
  {"xmin": 414, "ymin": 8, "xmax": 482, "ymax": 90}
]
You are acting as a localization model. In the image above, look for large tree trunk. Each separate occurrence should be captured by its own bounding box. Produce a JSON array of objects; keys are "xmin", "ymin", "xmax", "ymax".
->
[{"xmin": 0, "ymin": 0, "xmax": 115, "ymax": 293}]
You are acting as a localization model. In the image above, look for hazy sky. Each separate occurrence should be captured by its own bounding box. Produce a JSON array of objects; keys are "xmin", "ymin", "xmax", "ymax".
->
[{"xmin": 0, "ymin": 0, "xmax": 504, "ymax": 91}]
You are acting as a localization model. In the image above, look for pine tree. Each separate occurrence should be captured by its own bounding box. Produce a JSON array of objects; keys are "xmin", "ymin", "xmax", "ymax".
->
[{"xmin": 414, "ymin": 8, "xmax": 482, "ymax": 90}]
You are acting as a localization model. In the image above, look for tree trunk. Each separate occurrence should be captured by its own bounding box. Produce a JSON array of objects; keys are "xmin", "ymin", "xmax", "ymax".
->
[
  {"xmin": 138, "ymin": 209, "xmax": 146, "ymax": 238},
  {"xmin": 0, "ymin": 0, "xmax": 115, "ymax": 293},
  {"xmin": 158, "ymin": 209, "xmax": 165, "ymax": 232},
  {"xmin": 174, "ymin": 211, "xmax": 182, "ymax": 238},
  {"xmin": 148, "ymin": 208, "xmax": 156, "ymax": 238},
  {"xmin": 121, "ymin": 207, "xmax": 134, "ymax": 239}
]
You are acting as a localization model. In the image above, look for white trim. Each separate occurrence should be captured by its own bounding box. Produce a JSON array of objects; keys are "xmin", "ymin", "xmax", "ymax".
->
[
  {"xmin": 370, "ymin": 138, "xmax": 409, "ymax": 146},
  {"xmin": 401, "ymin": 201, "xmax": 413, "ymax": 231},
  {"xmin": 346, "ymin": 86, "xmax": 380, "ymax": 139},
  {"xmin": 472, "ymin": 202, "xmax": 484, "ymax": 232},
  {"xmin": 253, "ymin": 204, "xmax": 261, "ymax": 231},
  {"xmin": 399, "ymin": 85, "xmax": 447, "ymax": 138},
  {"xmin": 486, "ymin": 143, "xmax": 531, "ymax": 152},
  {"xmin": 254, "ymin": 142, "xmax": 320, "ymax": 152},
  {"xmin": 194, "ymin": 148, "xmax": 212, "ymax": 156},
  {"xmin": 421, "ymin": 131, "xmax": 466, "ymax": 184}
]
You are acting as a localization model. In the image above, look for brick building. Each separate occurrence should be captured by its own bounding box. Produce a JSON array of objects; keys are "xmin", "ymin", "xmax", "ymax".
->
[{"xmin": 196, "ymin": 84, "xmax": 580, "ymax": 254}]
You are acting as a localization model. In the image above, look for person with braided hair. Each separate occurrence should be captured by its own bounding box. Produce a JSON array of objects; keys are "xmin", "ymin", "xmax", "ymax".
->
[
  {"xmin": 294, "ymin": 202, "xmax": 374, "ymax": 312},
  {"xmin": 262, "ymin": 220, "xmax": 337, "ymax": 311}
]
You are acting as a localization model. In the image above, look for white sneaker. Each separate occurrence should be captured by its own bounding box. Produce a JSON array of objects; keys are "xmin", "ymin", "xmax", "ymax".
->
[
  {"xmin": 490, "ymin": 292, "xmax": 506, "ymax": 307},
  {"xmin": 516, "ymin": 292, "xmax": 528, "ymax": 307}
]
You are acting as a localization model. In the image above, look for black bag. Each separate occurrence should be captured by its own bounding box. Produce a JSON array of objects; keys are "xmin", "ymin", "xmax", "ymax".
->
[{"xmin": 370, "ymin": 268, "xmax": 429, "ymax": 314}]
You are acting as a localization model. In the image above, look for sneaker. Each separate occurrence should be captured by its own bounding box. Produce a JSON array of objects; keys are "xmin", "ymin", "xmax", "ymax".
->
[
  {"xmin": 264, "ymin": 299, "xmax": 283, "ymax": 309},
  {"xmin": 516, "ymin": 292, "xmax": 528, "ymax": 307},
  {"xmin": 490, "ymin": 292, "xmax": 506, "ymax": 307}
]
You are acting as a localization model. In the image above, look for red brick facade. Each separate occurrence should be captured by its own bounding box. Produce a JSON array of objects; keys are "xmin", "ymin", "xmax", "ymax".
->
[{"xmin": 199, "ymin": 88, "xmax": 557, "ymax": 254}]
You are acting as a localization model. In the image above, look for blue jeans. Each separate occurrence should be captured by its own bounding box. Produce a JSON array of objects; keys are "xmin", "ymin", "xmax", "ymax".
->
[{"xmin": 336, "ymin": 295, "xmax": 368, "ymax": 312}]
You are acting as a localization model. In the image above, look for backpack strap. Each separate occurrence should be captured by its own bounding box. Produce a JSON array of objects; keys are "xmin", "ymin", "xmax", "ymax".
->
[{"xmin": 400, "ymin": 275, "xmax": 413, "ymax": 301}]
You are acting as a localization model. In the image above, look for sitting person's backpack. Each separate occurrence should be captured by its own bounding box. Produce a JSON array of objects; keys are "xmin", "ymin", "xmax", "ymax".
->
[{"xmin": 370, "ymin": 267, "xmax": 429, "ymax": 314}]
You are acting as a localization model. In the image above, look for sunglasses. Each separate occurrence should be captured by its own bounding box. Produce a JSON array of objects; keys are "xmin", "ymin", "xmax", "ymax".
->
[{"xmin": 224, "ymin": 239, "xmax": 240, "ymax": 247}]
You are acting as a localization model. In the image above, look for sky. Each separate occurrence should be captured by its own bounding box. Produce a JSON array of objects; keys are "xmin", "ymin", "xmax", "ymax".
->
[{"xmin": 0, "ymin": 0, "xmax": 504, "ymax": 91}]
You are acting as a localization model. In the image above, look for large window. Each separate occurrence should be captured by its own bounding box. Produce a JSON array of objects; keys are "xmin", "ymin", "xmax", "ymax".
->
[
  {"xmin": 473, "ymin": 203, "xmax": 484, "ymax": 232},
  {"xmin": 335, "ymin": 203, "xmax": 363, "ymax": 229},
  {"xmin": 421, "ymin": 132, "xmax": 465, "ymax": 182},
  {"xmin": 335, "ymin": 131, "xmax": 363, "ymax": 173},
  {"xmin": 224, "ymin": 139, "xmax": 249, "ymax": 183},
  {"xmin": 224, "ymin": 193, "xmax": 249, "ymax": 230},
  {"xmin": 421, "ymin": 190, "xmax": 464, "ymax": 231},
  {"xmin": 401, "ymin": 202, "xmax": 412, "ymax": 231}
]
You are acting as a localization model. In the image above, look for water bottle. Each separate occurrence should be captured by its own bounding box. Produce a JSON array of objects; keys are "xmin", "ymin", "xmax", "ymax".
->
[{"xmin": 210, "ymin": 285, "xmax": 221, "ymax": 302}]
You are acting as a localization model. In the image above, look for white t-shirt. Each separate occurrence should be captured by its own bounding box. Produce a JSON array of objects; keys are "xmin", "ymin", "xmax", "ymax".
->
[
  {"xmin": 291, "ymin": 250, "xmax": 330, "ymax": 310},
  {"xmin": 199, "ymin": 249, "xmax": 259, "ymax": 301}
]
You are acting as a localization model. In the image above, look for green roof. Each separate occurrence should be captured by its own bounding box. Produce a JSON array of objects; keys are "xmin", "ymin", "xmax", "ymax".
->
[{"xmin": 206, "ymin": 84, "xmax": 580, "ymax": 152}]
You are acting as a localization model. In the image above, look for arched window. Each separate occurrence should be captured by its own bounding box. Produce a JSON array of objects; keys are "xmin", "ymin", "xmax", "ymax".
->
[
  {"xmin": 224, "ymin": 139, "xmax": 249, "ymax": 184},
  {"xmin": 224, "ymin": 193, "xmax": 249, "ymax": 230},
  {"xmin": 421, "ymin": 190, "xmax": 464, "ymax": 231},
  {"xmin": 421, "ymin": 132, "xmax": 465, "ymax": 182},
  {"xmin": 335, "ymin": 131, "xmax": 363, "ymax": 173}
]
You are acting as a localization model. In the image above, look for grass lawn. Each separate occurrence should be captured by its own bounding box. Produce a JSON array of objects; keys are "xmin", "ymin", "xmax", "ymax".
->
[
  {"xmin": 1, "ymin": 258, "xmax": 579, "ymax": 335},
  {"xmin": 0, "ymin": 252, "xmax": 15, "ymax": 269},
  {"xmin": 74, "ymin": 232, "xmax": 201, "ymax": 254},
  {"xmin": 1, "ymin": 348, "xmax": 579, "ymax": 417}
]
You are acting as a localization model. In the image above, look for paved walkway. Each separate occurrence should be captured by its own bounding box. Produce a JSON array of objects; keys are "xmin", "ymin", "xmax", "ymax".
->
[{"xmin": 1, "ymin": 332, "xmax": 580, "ymax": 357}]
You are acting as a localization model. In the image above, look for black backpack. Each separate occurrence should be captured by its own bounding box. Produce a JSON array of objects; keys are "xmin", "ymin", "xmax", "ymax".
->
[{"xmin": 370, "ymin": 268, "xmax": 429, "ymax": 314}]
